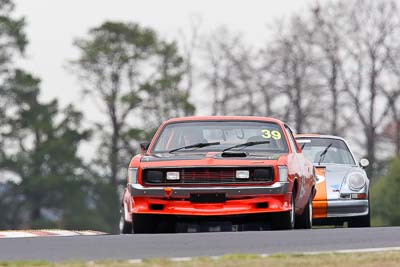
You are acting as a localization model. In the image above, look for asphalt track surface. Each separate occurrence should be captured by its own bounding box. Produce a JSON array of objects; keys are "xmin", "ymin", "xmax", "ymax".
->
[{"xmin": 0, "ymin": 227, "xmax": 399, "ymax": 262}]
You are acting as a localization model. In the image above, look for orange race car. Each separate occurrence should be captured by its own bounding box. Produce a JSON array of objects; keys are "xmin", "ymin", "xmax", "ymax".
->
[{"xmin": 120, "ymin": 116, "xmax": 316, "ymax": 233}]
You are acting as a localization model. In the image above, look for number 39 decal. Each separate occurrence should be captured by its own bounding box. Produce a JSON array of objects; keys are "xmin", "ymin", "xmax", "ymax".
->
[{"xmin": 261, "ymin": 130, "xmax": 282, "ymax": 140}]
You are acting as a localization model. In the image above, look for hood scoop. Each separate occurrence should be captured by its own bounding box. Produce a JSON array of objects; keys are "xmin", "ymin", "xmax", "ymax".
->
[{"xmin": 220, "ymin": 151, "xmax": 248, "ymax": 158}]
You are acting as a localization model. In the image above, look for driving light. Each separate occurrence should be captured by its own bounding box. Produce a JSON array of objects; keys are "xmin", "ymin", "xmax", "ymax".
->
[
  {"xmin": 128, "ymin": 168, "xmax": 138, "ymax": 184},
  {"xmin": 166, "ymin": 171, "xmax": 180, "ymax": 180},
  {"xmin": 236, "ymin": 170, "xmax": 250, "ymax": 179},
  {"xmin": 278, "ymin": 166, "xmax": 288, "ymax": 182},
  {"xmin": 347, "ymin": 173, "xmax": 366, "ymax": 190}
]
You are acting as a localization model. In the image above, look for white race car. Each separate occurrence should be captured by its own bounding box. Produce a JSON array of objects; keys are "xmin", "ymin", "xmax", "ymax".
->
[{"xmin": 296, "ymin": 135, "xmax": 370, "ymax": 227}]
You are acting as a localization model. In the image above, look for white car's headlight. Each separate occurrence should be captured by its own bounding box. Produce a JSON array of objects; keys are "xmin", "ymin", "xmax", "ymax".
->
[
  {"xmin": 128, "ymin": 168, "xmax": 138, "ymax": 184},
  {"xmin": 347, "ymin": 172, "xmax": 366, "ymax": 190}
]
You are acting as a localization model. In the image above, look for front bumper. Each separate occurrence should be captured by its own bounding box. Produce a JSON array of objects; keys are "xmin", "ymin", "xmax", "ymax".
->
[
  {"xmin": 327, "ymin": 199, "xmax": 369, "ymax": 218},
  {"xmin": 313, "ymin": 199, "xmax": 369, "ymax": 218},
  {"xmin": 130, "ymin": 182, "xmax": 291, "ymax": 216},
  {"xmin": 130, "ymin": 182, "xmax": 289, "ymax": 198}
]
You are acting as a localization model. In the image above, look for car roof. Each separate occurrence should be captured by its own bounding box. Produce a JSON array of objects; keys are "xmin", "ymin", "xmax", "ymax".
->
[
  {"xmin": 295, "ymin": 134, "xmax": 347, "ymax": 142},
  {"xmin": 164, "ymin": 116, "xmax": 285, "ymax": 125}
]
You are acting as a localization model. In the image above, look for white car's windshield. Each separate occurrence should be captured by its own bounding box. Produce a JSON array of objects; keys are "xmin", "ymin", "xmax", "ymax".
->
[
  {"xmin": 152, "ymin": 121, "xmax": 288, "ymax": 153},
  {"xmin": 297, "ymin": 137, "xmax": 356, "ymax": 165}
]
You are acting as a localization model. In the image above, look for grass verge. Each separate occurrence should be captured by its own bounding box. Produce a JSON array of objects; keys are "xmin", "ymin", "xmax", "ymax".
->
[{"xmin": 1, "ymin": 251, "xmax": 400, "ymax": 267}]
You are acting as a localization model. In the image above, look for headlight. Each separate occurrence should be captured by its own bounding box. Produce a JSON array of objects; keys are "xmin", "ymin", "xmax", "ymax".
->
[
  {"xmin": 236, "ymin": 170, "xmax": 250, "ymax": 179},
  {"xmin": 278, "ymin": 166, "xmax": 288, "ymax": 182},
  {"xmin": 146, "ymin": 170, "xmax": 163, "ymax": 183},
  {"xmin": 128, "ymin": 168, "xmax": 138, "ymax": 184},
  {"xmin": 166, "ymin": 171, "xmax": 180, "ymax": 180},
  {"xmin": 347, "ymin": 172, "xmax": 366, "ymax": 190}
]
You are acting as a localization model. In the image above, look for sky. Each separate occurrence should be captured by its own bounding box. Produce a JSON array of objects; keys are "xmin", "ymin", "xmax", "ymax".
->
[{"xmin": 14, "ymin": 0, "xmax": 315, "ymax": 115}]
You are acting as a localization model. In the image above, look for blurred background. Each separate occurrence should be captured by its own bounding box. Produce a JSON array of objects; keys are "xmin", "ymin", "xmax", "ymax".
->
[{"xmin": 0, "ymin": 0, "xmax": 399, "ymax": 233}]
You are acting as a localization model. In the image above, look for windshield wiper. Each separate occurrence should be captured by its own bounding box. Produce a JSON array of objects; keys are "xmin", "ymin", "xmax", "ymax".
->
[
  {"xmin": 318, "ymin": 143, "xmax": 333, "ymax": 165},
  {"xmin": 222, "ymin": 140, "xmax": 270, "ymax": 152},
  {"xmin": 169, "ymin": 142, "xmax": 220, "ymax": 153}
]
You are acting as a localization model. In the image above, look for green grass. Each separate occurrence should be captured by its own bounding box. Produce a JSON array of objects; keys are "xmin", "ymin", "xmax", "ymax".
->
[{"xmin": 1, "ymin": 251, "xmax": 400, "ymax": 267}]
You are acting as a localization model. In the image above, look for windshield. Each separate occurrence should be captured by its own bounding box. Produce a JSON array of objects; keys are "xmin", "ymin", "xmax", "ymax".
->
[
  {"xmin": 297, "ymin": 137, "xmax": 356, "ymax": 165},
  {"xmin": 152, "ymin": 121, "xmax": 288, "ymax": 153}
]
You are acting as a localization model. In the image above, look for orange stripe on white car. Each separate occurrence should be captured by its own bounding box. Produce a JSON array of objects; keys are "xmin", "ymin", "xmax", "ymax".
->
[{"xmin": 312, "ymin": 167, "xmax": 328, "ymax": 218}]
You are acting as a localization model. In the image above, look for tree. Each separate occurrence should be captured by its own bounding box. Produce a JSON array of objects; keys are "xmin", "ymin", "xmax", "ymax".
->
[
  {"xmin": 371, "ymin": 157, "xmax": 400, "ymax": 226},
  {"xmin": 381, "ymin": 86, "xmax": 400, "ymax": 157},
  {"xmin": 263, "ymin": 16, "xmax": 323, "ymax": 133},
  {"xmin": 178, "ymin": 15, "xmax": 202, "ymax": 105},
  {"xmin": 339, "ymin": 0, "xmax": 400, "ymax": 178},
  {"xmin": 0, "ymin": 0, "xmax": 26, "ymax": 73},
  {"xmin": 140, "ymin": 40, "xmax": 195, "ymax": 129},
  {"xmin": 72, "ymin": 21, "xmax": 194, "ymax": 188},
  {"xmin": 72, "ymin": 22, "xmax": 156, "ymax": 187},
  {"xmin": 0, "ymin": 0, "xmax": 27, "ymax": 157},
  {"xmin": 201, "ymin": 27, "xmax": 258, "ymax": 116},
  {"xmin": 71, "ymin": 22, "xmax": 196, "ymax": 232},
  {"xmin": 0, "ymin": 70, "xmax": 97, "ymax": 229},
  {"xmin": 310, "ymin": 2, "xmax": 351, "ymax": 135}
]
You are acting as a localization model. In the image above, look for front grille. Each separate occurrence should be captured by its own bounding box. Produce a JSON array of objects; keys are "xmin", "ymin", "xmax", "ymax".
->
[
  {"xmin": 181, "ymin": 169, "xmax": 236, "ymax": 183},
  {"xmin": 142, "ymin": 167, "xmax": 274, "ymax": 185}
]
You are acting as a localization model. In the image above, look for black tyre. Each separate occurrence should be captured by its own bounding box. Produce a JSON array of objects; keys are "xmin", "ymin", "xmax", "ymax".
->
[
  {"xmin": 295, "ymin": 192, "xmax": 313, "ymax": 229},
  {"xmin": 119, "ymin": 209, "xmax": 133, "ymax": 234},
  {"xmin": 272, "ymin": 193, "xmax": 295, "ymax": 230}
]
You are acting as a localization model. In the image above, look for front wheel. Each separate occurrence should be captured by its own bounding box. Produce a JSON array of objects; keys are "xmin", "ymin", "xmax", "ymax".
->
[
  {"xmin": 272, "ymin": 193, "xmax": 295, "ymax": 230},
  {"xmin": 120, "ymin": 209, "xmax": 133, "ymax": 234},
  {"xmin": 295, "ymin": 193, "xmax": 313, "ymax": 229}
]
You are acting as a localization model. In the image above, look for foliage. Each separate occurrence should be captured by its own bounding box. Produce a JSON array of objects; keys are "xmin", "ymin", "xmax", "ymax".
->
[
  {"xmin": 0, "ymin": 70, "xmax": 113, "ymax": 230},
  {"xmin": 67, "ymin": 21, "xmax": 195, "ymax": 232},
  {"xmin": 71, "ymin": 21, "xmax": 194, "ymax": 189},
  {"xmin": 371, "ymin": 157, "xmax": 400, "ymax": 226}
]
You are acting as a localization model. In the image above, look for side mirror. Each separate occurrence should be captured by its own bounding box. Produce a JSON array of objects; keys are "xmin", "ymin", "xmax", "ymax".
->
[
  {"xmin": 359, "ymin": 158, "xmax": 369, "ymax": 168},
  {"xmin": 140, "ymin": 141, "xmax": 150, "ymax": 154}
]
